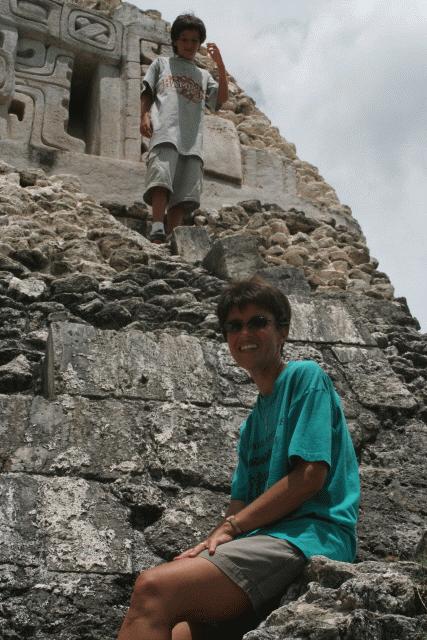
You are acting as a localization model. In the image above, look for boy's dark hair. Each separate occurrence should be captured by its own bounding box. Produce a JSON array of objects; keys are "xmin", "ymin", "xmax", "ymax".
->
[
  {"xmin": 170, "ymin": 14, "xmax": 207, "ymax": 53},
  {"xmin": 217, "ymin": 276, "xmax": 291, "ymax": 338}
]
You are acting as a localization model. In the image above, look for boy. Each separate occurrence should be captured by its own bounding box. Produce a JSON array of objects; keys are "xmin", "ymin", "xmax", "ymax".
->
[
  {"xmin": 140, "ymin": 14, "xmax": 228, "ymax": 243},
  {"xmin": 117, "ymin": 277, "xmax": 360, "ymax": 640}
]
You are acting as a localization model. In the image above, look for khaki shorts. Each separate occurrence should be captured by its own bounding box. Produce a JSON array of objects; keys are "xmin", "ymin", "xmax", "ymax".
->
[
  {"xmin": 198, "ymin": 535, "xmax": 306, "ymax": 614},
  {"xmin": 143, "ymin": 143, "xmax": 203, "ymax": 212}
]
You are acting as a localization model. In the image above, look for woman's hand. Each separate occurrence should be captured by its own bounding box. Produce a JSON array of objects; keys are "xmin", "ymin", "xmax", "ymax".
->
[{"xmin": 173, "ymin": 522, "xmax": 234, "ymax": 560}]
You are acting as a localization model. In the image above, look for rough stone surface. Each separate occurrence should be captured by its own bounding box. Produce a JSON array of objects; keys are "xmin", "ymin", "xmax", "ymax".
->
[
  {"xmin": 203, "ymin": 234, "xmax": 266, "ymax": 280},
  {"xmin": 170, "ymin": 226, "xmax": 211, "ymax": 264},
  {"xmin": 0, "ymin": 168, "xmax": 425, "ymax": 640},
  {"xmin": 244, "ymin": 556, "xmax": 427, "ymax": 640},
  {"xmin": 0, "ymin": 3, "xmax": 426, "ymax": 639}
]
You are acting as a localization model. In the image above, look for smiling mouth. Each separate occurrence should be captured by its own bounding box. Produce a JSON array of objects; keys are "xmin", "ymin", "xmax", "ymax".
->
[{"xmin": 240, "ymin": 344, "xmax": 258, "ymax": 351}]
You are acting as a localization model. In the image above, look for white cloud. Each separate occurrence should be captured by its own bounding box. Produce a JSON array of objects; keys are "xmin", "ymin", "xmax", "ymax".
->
[{"xmin": 133, "ymin": 0, "xmax": 427, "ymax": 329}]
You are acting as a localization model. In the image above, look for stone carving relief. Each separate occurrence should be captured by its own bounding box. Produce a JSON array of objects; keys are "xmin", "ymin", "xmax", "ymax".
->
[
  {"xmin": 0, "ymin": 26, "xmax": 17, "ymax": 138},
  {"xmin": 0, "ymin": 0, "xmax": 243, "ymax": 181},
  {"xmin": 61, "ymin": 6, "xmax": 122, "ymax": 60},
  {"xmin": 1, "ymin": 0, "xmax": 63, "ymax": 37}
]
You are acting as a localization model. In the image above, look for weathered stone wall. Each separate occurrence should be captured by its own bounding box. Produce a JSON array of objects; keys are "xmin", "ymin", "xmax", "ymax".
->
[
  {"xmin": 0, "ymin": 2, "xmax": 426, "ymax": 639},
  {"xmin": 0, "ymin": 162, "xmax": 426, "ymax": 638}
]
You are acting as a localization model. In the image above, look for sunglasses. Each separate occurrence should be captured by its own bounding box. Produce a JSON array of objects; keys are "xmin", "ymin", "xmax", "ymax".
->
[{"xmin": 223, "ymin": 315, "xmax": 272, "ymax": 334}]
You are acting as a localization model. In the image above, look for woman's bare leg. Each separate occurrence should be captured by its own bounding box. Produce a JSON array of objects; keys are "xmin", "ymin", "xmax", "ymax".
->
[
  {"xmin": 117, "ymin": 557, "xmax": 252, "ymax": 640},
  {"xmin": 172, "ymin": 621, "xmax": 204, "ymax": 640}
]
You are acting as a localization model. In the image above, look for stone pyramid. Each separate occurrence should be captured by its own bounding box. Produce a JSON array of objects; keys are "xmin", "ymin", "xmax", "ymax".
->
[{"xmin": 0, "ymin": 1, "xmax": 426, "ymax": 638}]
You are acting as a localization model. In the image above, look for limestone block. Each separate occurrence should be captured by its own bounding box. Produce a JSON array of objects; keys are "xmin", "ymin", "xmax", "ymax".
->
[
  {"xmin": 247, "ymin": 557, "xmax": 427, "ymax": 640},
  {"xmin": 0, "ymin": 474, "xmax": 44, "ymax": 565},
  {"xmin": 202, "ymin": 234, "xmax": 266, "ymax": 280},
  {"xmin": 243, "ymin": 145, "xmax": 296, "ymax": 197},
  {"xmin": 170, "ymin": 226, "xmax": 211, "ymax": 264},
  {"xmin": 38, "ymin": 476, "xmax": 132, "ymax": 573},
  {"xmin": 86, "ymin": 63, "xmax": 121, "ymax": 157},
  {"xmin": 114, "ymin": 7, "xmax": 170, "ymax": 44},
  {"xmin": 256, "ymin": 265, "xmax": 311, "ymax": 295},
  {"xmin": 60, "ymin": 5, "xmax": 123, "ymax": 63},
  {"xmin": 148, "ymin": 402, "xmax": 246, "ymax": 490},
  {"xmin": 0, "ymin": 569, "xmax": 136, "ymax": 638},
  {"xmin": 0, "ymin": 393, "xmax": 244, "ymax": 487},
  {"xmin": 45, "ymin": 322, "xmax": 214, "ymax": 404},
  {"xmin": 203, "ymin": 115, "xmax": 242, "ymax": 184},
  {"xmin": 124, "ymin": 136, "xmax": 140, "ymax": 161},
  {"xmin": 144, "ymin": 487, "xmax": 229, "ymax": 559},
  {"xmin": 332, "ymin": 346, "xmax": 417, "ymax": 409},
  {"xmin": 140, "ymin": 39, "xmax": 158, "ymax": 64},
  {"xmin": 8, "ymin": 276, "xmax": 47, "ymax": 300},
  {"xmin": 288, "ymin": 296, "xmax": 375, "ymax": 345}
]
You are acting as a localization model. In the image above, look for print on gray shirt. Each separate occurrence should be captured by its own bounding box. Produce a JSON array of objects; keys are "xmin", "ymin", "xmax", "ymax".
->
[{"xmin": 142, "ymin": 55, "xmax": 219, "ymax": 160}]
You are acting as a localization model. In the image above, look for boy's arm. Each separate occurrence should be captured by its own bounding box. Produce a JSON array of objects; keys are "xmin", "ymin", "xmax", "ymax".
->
[
  {"xmin": 140, "ymin": 87, "xmax": 154, "ymax": 137},
  {"xmin": 207, "ymin": 42, "xmax": 229, "ymax": 108}
]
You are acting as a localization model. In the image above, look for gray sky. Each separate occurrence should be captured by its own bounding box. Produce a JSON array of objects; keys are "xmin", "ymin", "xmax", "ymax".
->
[{"xmin": 134, "ymin": 0, "xmax": 427, "ymax": 331}]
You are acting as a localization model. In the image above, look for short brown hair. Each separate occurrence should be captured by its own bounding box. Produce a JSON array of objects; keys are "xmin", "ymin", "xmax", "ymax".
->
[
  {"xmin": 171, "ymin": 14, "xmax": 207, "ymax": 53},
  {"xmin": 217, "ymin": 276, "xmax": 291, "ymax": 337}
]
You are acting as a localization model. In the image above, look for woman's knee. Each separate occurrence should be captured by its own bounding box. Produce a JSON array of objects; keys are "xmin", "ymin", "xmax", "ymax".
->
[{"xmin": 130, "ymin": 568, "xmax": 168, "ymax": 615}]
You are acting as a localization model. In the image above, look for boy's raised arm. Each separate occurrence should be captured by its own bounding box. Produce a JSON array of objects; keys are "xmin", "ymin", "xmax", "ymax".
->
[{"xmin": 207, "ymin": 42, "xmax": 229, "ymax": 108}]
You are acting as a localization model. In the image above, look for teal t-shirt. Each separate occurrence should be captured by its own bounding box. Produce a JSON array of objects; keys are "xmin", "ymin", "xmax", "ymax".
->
[{"xmin": 231, "ymin": 361, "xmax": 360, "ymax": 561}]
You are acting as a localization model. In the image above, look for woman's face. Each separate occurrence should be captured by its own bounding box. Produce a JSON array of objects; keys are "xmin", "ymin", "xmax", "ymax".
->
[{"xmin": 225, "ymin": 304, "xmax": 288, "ymax": 374}]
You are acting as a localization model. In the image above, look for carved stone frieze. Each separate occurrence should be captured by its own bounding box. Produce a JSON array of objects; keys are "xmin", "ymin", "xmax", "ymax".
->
[
  {"xmin": 0, "ymin": 26, "xmax": 17, "ymax": 106},
  {"xmin": 16, "ymin": 42, "xmax": 73, "ymax": 87},
  {"xmin": 0, "ymin": 0, "xmax": 63, "ymax": 38},
  {"xmin": 13, "ymin": 81, "xmax": 84, "ymax": 152},
  {"xmin": 60, "ymin": 5, "xmax": 122, "ymax": 61},
  {"xmin": 0, "ymin": 46, "xmax": 15, "ymax": 105}
]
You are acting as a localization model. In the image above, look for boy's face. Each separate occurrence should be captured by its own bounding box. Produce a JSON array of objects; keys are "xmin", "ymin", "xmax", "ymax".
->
[{"xmin": 174, "ymin": 29, "xmax": 200, "ymax": 60}]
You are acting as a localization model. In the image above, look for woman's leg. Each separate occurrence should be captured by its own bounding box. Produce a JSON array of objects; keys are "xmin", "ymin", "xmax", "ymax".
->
[
  {"xmin": 172, "ymin": 621, "xmax": 210, "ymax": 640},
  {"xmin": 117, "ymin": 557, "xmax": 252, "ymax": 640}
]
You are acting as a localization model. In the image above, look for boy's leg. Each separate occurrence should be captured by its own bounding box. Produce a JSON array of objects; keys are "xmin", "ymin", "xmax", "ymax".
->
[
  {"xmin": 166, "ymin": 205, "xmax": 186, "ymax": 235},
  {"xmin": 151, "ymin": 187, "xmax": 169, "ymax": 224},
  {"xmin": 149, "ymin": 187, "xmax": 169, "ymax": 243},
  {"xmin": 167, "ymin": 154, "xmax": 202, "ymax": 235},
  {"xmin": 117, "ymin": 557, "xmax": 252, "ymax": 640}
]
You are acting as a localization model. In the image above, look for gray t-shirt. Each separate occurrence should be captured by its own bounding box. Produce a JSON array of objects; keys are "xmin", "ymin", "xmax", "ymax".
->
[{"xmin": 142, "ymin": 55, "xmax": 218, "ymax": 160}]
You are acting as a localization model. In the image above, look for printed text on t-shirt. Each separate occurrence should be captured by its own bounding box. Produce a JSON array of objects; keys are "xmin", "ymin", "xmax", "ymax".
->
[{"xmin": 158, "ymin": 75, "xmax": 204, "ymax": 103}]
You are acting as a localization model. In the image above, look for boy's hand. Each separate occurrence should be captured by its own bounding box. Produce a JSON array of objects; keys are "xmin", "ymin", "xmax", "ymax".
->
[
  {"xmin": 140, "ymin": 112, "xmax": 153, "ymax": 138},
  {"xmin": 206, "ymin": 42, "xmax": 225, "ymax": 69}
]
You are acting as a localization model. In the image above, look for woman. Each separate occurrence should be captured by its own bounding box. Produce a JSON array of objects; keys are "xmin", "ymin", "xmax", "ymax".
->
[{"xmin": 117, "ymin": 277, "xmax": 360, "ymax": 640}]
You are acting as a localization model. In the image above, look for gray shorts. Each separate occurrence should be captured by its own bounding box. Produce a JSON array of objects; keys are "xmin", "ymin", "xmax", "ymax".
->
[
  {"xmin": 143, "ymin": 143, "xmax": 203, "ymax": 212},
  {"xmin": 198, "ymin": 534, "xmax": 306, "ymax": 613}
]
